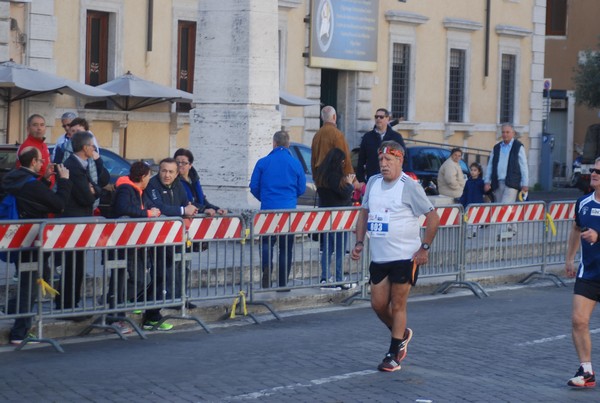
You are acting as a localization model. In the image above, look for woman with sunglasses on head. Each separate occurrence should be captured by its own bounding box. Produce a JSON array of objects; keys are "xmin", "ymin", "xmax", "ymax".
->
[{"xmin": 173, "ymin": 148, "xmax": 228, "ymax": 217}]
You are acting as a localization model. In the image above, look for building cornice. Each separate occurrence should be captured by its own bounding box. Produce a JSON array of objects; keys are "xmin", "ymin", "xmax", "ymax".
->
[
  {"xmin": 495, "ymin": 24, "xmax": 532, "ymax": 38},
  {"xmin": 385, "ymin": 11, "xmax": 429, "ymax": 26},
  {"xmin": 443, "ymin": 18, "xmax": 483, "ymax": 32},
  {"xmin": 278, "ymin": 0, "xmax": 302, "ymax": 10}
]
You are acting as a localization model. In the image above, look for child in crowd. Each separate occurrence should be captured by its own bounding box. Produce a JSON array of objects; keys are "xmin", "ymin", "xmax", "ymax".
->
[{"xmin": 459, "ymin": 162, "xmax": 485, "ymax": 237}]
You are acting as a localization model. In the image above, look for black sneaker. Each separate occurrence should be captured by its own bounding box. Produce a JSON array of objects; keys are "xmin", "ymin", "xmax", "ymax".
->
[
  {"xmin": 396, "ymin": 328, "xmax": 413, "ymax": 362},
  {"xmin": 568, "ymin": 366, "xmax": 596, "ymax": 388},
  {"xmin": 377, "ymin": 353, "xmax": 401, "ymax": 372}
]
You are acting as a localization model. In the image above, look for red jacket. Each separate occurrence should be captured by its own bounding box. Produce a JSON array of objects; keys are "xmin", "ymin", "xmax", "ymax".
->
[{"xmin": 16, "ymin": 135, "xmax": 55, "ymax": 187}]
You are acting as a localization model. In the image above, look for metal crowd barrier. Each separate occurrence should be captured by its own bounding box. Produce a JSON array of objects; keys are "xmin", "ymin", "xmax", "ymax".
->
[
  {"xmin": 520, "ymin": 201, "xmax": 573, "ymax": 286},
  {"xmin": 422, "ymin": 205, "xmax": 488, "ymax": 298},
  {"xmin": 249, "ymin": 208, "xmax": 365, "ymax": 299},
  {"xmin": 543, "ymin": 201, "xmax": 577, "ymax": 266},
  {"xmin": 34, "ymin": 216, "xmax": 210, "ymax": 350},
  {"xmin": 1, "ymin": 200, "xmax": 581, "ymax": 350},
  {"xmin": 0, "ymin": 219, "xmax": 47, "ymax": 348},
  {"xmin": 462, "ymin": 201, "xmax": 545, "ymax": 276},
  {"xmin": 183, "ymin": 214, "xmax": 270, "ymax": 323}
]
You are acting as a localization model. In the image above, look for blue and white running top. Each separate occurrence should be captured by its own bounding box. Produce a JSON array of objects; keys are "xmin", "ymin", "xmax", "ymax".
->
[{"xmin": 575, "ymin": 192, "xmax": 600, "ymax": 280}]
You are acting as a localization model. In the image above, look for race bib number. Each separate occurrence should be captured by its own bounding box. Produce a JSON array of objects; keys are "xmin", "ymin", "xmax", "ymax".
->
[{"xmin": 368, "ymin": 212, "xmax": 389, "ymax": 237}]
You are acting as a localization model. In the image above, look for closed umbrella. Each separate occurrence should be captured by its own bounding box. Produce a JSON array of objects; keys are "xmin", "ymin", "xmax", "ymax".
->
[
  {"xmin": 279, "ymin": 89, "xmax": 320, "ymax": 107},
  {"xmin": 97, "ymin": 71, "xmax": 193, "ymax": 157},
  {"xmin": 0, "ymin": 60, "xmax": 115, "ymax": 138}
]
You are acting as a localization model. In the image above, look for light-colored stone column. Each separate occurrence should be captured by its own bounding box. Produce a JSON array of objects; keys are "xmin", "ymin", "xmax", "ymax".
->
[
  {"xmin": 529, "ymin": 0, "xmax": 547, "ymax": 188},
  {"xmin": 0, "ymin": 2, "xmax": 9, "ymax": 143},
  {"xmin": 190, "ymin": 1, "xmax": 281, "ymax": 210}
]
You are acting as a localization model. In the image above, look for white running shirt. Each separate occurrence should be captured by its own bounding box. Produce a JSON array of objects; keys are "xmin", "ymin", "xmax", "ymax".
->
[{"xmin": 362, "ymin": 173, "xmax": 434, "ymax": 262}]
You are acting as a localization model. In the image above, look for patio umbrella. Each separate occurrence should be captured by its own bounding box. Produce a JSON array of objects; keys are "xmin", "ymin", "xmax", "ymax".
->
[
  {"xmin": 279, "ymin": 89, "xmax": 320, "ymax": 107},
  {"xmin": 97, "ymin": 71, "xmax": 193, "ymax": 157},
  {"xmin": 0, "ymin": 60, "xmax": 115, "ymax": 137}
]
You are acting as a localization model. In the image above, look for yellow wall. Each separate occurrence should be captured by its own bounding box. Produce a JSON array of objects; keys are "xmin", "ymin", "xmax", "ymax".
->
[{"xmin": 49, "ymin": 0, "xmax": 188, "ymax": 162}]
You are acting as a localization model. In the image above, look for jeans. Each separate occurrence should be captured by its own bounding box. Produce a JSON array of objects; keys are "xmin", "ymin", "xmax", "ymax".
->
[
  {"xmin": 320, "ymin": 232, "xmax": 344, "ymax": 282},
  {"xmin": 261, "ymin": 235, "xmax": 294, "ymax": 287}
]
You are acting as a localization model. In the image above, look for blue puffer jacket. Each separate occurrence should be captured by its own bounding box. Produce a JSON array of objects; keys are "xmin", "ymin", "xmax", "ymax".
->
[{"xmin": 249, "ymin": 147, "xmax": 306, "ymax": 210}]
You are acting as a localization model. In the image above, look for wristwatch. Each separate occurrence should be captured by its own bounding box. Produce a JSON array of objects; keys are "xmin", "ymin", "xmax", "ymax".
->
[{"xmin": 421, "ymin": 242, "xmax": 430, "ymax": 251}]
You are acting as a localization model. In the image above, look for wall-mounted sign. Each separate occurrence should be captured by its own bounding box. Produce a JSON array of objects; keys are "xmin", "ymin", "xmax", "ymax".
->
[{"xmin": 309, "ymin": 0, "xmax": 378, "ymax": 71}]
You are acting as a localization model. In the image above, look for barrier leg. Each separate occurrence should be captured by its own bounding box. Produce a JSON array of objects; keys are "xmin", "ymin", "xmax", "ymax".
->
[
  {"xmin": 433, "ymin": 280, "xmax": 489, "ymax": 299},
  {"xmin": 13, "ymin": 336, "xmax": 65, "ymax": 353},
  {"xmin": 519, "ymin": 271, "xmax": 566, "ymax": 287},
  {"xmin": 160, "ymin": 312, "xmax": 212, "ymax": 333}
]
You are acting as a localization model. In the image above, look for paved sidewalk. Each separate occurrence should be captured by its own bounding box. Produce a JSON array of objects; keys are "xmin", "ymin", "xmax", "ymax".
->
[{"xmin": 0, "ymin": 281, "xmax": 597, "ymax": 402}]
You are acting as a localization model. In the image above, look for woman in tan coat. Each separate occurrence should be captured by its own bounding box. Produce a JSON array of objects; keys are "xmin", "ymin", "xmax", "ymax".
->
[{"xmin": 437, "ymin": 148, "xmax": 466, "ymax": 199}]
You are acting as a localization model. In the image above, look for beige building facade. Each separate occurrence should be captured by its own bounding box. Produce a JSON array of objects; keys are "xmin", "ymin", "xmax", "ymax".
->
[
  {"xmin": 0, "ymin": 0, "xmax": 195, "ymax": 161},
  {"xmin": 0, "ymin": 1, "xmax": 547, "ymax": 207}
]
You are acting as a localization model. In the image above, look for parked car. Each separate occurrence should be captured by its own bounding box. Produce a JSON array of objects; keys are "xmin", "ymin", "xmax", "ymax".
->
[
  {"xmin": 0, "ymin": 144, "xmax": 132, "ymax": 216},
  {"xmin": 289, "ymin": 142, "xmax": 317, "ymax": 206},
  {"xmin": 403, "ymin": 145, "xmax": 470, "ymax": 195},
  {"xmin": 350, "ymin": 145, "xmax": 470, "ymax": 195}
]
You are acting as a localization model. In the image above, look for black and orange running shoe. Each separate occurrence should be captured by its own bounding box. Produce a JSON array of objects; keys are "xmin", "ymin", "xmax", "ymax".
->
[{"xmin": 568, "ymin": 366, "xmax": 596, "ymax": 388}]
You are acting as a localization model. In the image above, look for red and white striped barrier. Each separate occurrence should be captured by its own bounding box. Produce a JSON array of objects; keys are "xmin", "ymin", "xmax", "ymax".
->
[
  {"xmin": 465, "ymin": 202, "xmax": 545, "ymax": 225},
  {"xmin": 253, "ymin": 209, "xmax": 360, "ymax": 235},
  {"xmin": 185, "ymin": 216, "xmax": 243, "ymax": 240},
  {"xmin": 0, "ymin": 222, "xmax": 40, "ymax": 249},
  {"xmin": 419, "ymin": 206, "xmax": 462, "ymax": 227},
  {"xmin": 547, "ymin": 201, "xmax": 575, "ymax": 221},
  {"xmin": 40, "ymin": 220, "xmax": 184, "ymax": 249}
]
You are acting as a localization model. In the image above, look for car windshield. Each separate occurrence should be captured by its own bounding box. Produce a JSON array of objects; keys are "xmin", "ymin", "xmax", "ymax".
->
[
  {"xmin": 412, "ymin": 149, "xmax": 442, "ymax": 171},
  {"xmin": 100, "ymin": 150, "xmax": 131, "ymax": 177}
]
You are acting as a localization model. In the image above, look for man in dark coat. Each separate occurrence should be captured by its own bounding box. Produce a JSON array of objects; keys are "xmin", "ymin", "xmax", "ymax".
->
[
  {"xmin": 357, "ymin": 108, "xmax": 406, "ymax": 185},
  {"xmin": 2, "ymin": 146, "xmax": 72, "ymax": 343},
  {"xmin": 57, "ymin": 131, "xmax": 109, "ymax": 312},
  {"xmin": 142, "ymin": 158, "xmax": 197, "ymax": 330}
]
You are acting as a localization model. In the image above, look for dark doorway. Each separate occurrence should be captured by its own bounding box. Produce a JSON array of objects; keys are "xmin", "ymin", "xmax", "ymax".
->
[{"xmin": 320, "ymin": 69, "xmax": 338, "ymax": 125}]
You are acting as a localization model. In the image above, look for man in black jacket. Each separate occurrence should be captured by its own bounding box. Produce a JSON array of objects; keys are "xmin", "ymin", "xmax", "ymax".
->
[
  {"xmin": 56, "ymin": 131, "xmax": 109, "ymax": 312},
  {"xmin": 2, "ymin": 146, "xmax": 72, "ymax": 343},
  {"xmin": 142, "ymin": 158, "xmax": 197, "ymax": 330},
  {"xmin": 357, "ymin": 108, "xmax": 406, "ymax": 185}
]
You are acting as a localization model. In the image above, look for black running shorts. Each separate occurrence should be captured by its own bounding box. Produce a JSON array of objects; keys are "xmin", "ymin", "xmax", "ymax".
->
[
  {"xmin": 574, "ymin": 278, "xmax": 600, "ymax": 302},
  {"xmin": 369, "ymin": 259, "xmax": 418, "ymax": 286}
]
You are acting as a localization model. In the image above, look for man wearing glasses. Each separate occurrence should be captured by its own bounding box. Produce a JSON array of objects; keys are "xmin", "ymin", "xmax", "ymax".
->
[
  {"xmin": 565, "ymin": 158, "xmax": 600, "ymax": 388},
  {"xmin": 56, "ymin": 131, "xmax": 110, "ymax": 314},
  {"xmin": 356, "ymin": 108, "xmax": 406, "ymax": 187},
  {"xmin": 3, "ymin": 146, "xmax": 71, "ymax": 344},
  {"xmin": 52, "ymin": 112, "xmax": 76, "ymax": 162}
]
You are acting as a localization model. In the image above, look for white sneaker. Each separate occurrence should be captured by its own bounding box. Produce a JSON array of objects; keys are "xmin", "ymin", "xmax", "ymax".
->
[{"xmin": 109, "ymin": 321, "xmax": 133, "ymax": 335}]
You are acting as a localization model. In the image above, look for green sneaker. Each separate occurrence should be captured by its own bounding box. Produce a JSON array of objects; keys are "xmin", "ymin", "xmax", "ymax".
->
[{"xmin": 143, "ymin": 321, "xmax": 174, "ymax": 331}]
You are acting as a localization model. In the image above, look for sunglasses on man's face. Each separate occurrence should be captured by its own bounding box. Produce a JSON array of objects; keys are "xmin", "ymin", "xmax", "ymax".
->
[{"xmin": 590, "ymin": 168, "xmax": 600, "ymax": 175}]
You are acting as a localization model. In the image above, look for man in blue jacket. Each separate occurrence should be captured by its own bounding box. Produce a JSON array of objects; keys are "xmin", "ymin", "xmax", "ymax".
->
[
  {"xmin": 250, "ymin": 131, "xmax": 306, "ymax": 288},
  {"xmin": 143, "ymin": 158, "xmax": 198, "ymax": 330}
]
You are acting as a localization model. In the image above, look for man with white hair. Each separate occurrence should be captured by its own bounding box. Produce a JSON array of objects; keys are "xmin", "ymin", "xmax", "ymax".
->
[
  {"xmin": 351, "ymin": 140, "xmax": 439, "ymax": 372},
  {"xmin": 311, "ymin": 105, "xmax": 355, "ymax": 180},
  {"xmin": 52, "ymin": 111, "xmax": 77, "ymax": 162},
  {"xmin": 484, "ymin": 123, "xmax": 528, "ymax": 203}
]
